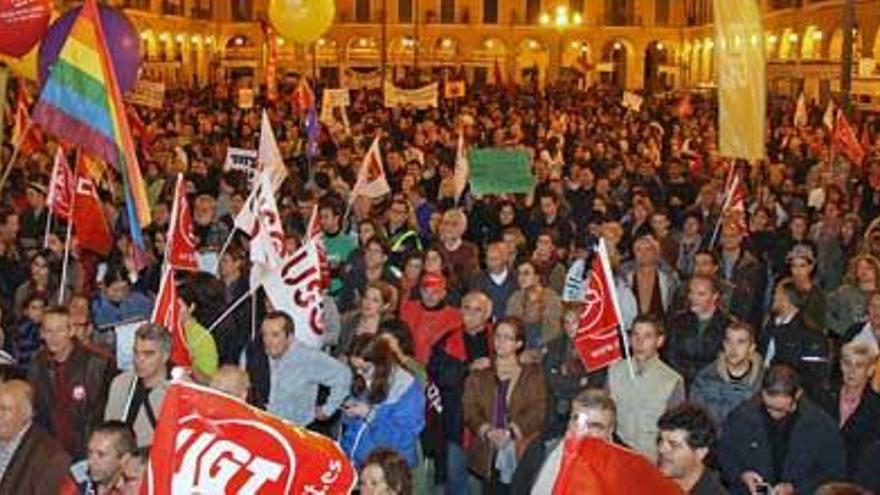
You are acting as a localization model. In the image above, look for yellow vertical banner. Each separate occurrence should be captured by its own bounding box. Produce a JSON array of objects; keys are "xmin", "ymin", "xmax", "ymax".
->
[{"xmin": 713, "ymin": 0, "xmax": 766, "ymax": 160}]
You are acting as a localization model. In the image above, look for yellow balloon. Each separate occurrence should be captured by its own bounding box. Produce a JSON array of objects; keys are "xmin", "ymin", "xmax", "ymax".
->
[{"xmin": 269, "ymin": 0, "xmax": 335, "ymax": 45}]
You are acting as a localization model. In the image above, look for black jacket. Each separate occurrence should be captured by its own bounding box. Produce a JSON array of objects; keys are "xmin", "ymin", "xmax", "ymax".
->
[
  {"xmin": 691, "ymin": 469, "xmax": 728, "ymax": 495},
  {"xmin": 855, "ymin": 439, "xmax": 880, "ymax": 493},
  {"xmin": 820, "ymin": 385, "xmax": 880, "ymax": 478},
  {"xmin": 720, "ymin": 250, "xmax": 767, "ymax": 329},
  {"xmin": 718, "ymin": 397, "xmax": 845, "ymax": 495},
  {"xmin": 665, "ymin": 309, "xmax": 733, "ymax": 385}
]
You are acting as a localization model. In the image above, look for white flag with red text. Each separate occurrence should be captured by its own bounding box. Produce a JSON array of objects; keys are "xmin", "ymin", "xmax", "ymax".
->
[{"xmin": 257, "ymin": 240, "xmax": 326, "ymax": 348}]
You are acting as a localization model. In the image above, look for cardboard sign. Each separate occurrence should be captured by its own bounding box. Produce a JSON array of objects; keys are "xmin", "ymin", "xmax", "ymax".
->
[{"xmin": 127, "ymin": 79, "xmax": 166, "ymax": 109}]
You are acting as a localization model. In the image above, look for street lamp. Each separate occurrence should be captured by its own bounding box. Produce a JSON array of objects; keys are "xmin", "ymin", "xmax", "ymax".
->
[{"xmin": 539, "ymin": 5, "xmax": 583, "ymax": 83}]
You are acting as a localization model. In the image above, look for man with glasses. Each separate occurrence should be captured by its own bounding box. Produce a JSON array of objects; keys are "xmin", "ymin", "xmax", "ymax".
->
[
  {"xmin": 28, "ymin": 306, "xmax": 116, "ymax": 460},
  {"xmin": 530, "ymin": 389, "xmax": 618, "ymax": 494},
  {"xmin": 718, "ymin": 364, "xmax": 844, "ymax": 495},
  {"xmin": 386, "ymin": 197, "xmax": 422, "ymax": 271}
]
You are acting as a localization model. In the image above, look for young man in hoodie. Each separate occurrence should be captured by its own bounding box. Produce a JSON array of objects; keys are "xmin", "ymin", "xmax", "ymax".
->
[{"xmin": 690, "ymin": 321, "xmax": 764, "ymax": 424}]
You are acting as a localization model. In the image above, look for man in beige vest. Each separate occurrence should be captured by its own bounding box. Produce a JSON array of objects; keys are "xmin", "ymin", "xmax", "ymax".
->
[
  {"xmin": 104, "ymin": 323, "xmax": 170, "ymax": 447},
  {"xmin": 608, "ymin": 315, "xmax": 685, "ymax": 461}
]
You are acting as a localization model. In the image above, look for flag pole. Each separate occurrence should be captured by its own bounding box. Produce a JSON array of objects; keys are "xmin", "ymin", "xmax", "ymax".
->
[
  {"xmin": 59, "ymin": 153, "xmax": 79, "ymax": 305},
  {"xmin": 206, "ymin": 284, "xmax": 258, "ymax": 333},
  {"xmin": 0, "ymin": 121, "xmax": 33, "ymax": 196},
  {"xmin": 43, "ymin": 209, "xmax": 54, "ymax": 249}
]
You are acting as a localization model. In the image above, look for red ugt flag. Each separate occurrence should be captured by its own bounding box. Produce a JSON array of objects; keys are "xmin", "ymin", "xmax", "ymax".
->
[
  {"xmin": 47, "ymin": 148, "xmax": 75, "ymax": 219},
  {"xmin": 140, "ymin": 382, "xmax": 357, "ymax": 495},
  {"xmin": 552, "ymin": 437, "xmax": 683, "ymax": 495},
  {"xmin": 151, "ymin": 269, "xmax": 192, "ymax": 367},
  {"xmin": 167, "ymin": 174, "xmax": 199, "ymax": 271},
  {"xmin": 72, "ymin": 155, "xmax": 113, "ymax": 256},
  {"xmin": 573, "ymin": 239, "xmax": 624, "ymax": 371}
]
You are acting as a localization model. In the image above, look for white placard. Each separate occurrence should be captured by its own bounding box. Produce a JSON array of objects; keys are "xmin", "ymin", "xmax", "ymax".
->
[
  {"xmin": 115, "ymin": 319, "xmax": 147, "ymax": 371},
  {"xmin": 224, "ymin": 147, "xmax": 258, "ymax": 172}
]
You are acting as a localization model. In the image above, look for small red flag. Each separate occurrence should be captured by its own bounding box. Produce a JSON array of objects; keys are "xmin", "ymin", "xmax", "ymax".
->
[
  {"xmin": 47, "ymin": 148, "xmax": 75, "ymax": 219},
  {"xmin": 291, "ymin": 78, "xmax": 314, "ymax": 115},
  {"xmin": 573, "ymin": 239, "xmax": 624, "ymax": 371},
  {"xmin": 151, "ymin": 268, "xmax": 192, "ymax": 367},
  {"xmin": 166, "ymin": 174, "xmax": 199, "ymax": 272},
  {"xmin": 140, "ymin": 382, "xmax": 357, "ymax": 495},
  {"xmin": 833, "ymin": 111, "xmax": 866, "ymax": 166},
  {"xmin": 72, "ymin": 153, "xmax": 113, "ymax": 256}
]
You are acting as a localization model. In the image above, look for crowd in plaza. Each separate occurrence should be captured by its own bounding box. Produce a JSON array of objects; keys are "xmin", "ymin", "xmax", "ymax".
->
[{"xmin": 2, "ymin": 75, "xmax": 880, "ymax": 495}]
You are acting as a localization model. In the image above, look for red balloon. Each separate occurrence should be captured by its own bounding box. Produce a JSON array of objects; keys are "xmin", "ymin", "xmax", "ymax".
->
[{"xmin": 0, "ymin": 0, "xmax": 51, "ymax": 58}]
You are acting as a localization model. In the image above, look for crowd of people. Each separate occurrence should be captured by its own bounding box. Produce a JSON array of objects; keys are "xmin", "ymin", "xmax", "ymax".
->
[{"xmin": 2, "ymin": 74, "xmax": 880, "ymax": 495}]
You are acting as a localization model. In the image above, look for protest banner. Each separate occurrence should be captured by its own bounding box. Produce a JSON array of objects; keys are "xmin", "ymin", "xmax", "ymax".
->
[
  {"xmin": 467, "ymin": 148, "xmax": 535, "ymax": 196},
  {"xmin": 224, "ymin": 147, "xmax": 258, "ymax": 173},
  {"xmin": 383, "ymin": 82, "xmax": 439, "ymax": 109},
  {"xmin": 127, "ymin": 79, "xmax": 165, "ymax": 109},
  {"xmin": 621, "ymin": 91, "xmax": 643, "ymax": 112}
]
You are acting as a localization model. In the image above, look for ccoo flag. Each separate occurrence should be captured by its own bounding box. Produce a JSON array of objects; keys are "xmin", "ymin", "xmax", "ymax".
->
[{"xmin": 714, "ymin": 0, "xmax": 766, "ymax": 160}]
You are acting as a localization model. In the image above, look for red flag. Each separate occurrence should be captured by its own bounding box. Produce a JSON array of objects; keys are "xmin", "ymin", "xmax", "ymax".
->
[
  {"xmin": 140, "ymin": 382, "xmax": 356, "ymax": 495},
  {"xmin": 573, "ymin": 239, "xmax": 624, "ymax": 371},
  {"xmin": 552, "ymin": 437, "xmax": 683, "ymax": 495},
  {"xmin": 861, "ymin": 123, "xmax": 872, "ymax": 152},
  {"xmin": 47, "ymin": 148, "xmax": 75, "ymax": 219},
  {"xmin": 833, "ymin": 111, "xmax": 866, "ymax": 166},
  {"xmin": 151, "ymin": 268, "xmax": 192, "ymax": 367},
  {"xmin": 72, "ymin": 154, "xmax": 113, "ymax": 256},
  {"xmin": 11, "ymin": 86, "xmax": 41, "ymax": 154},
  {"xmin": 291, "ymin": 78, "xmax": 315, "ymax": 115},
  {"xmin": 166, "ymin": 174, "xmax": 199, "ymax": 272},
  {"xmin": 127, "ymin": 104, "xmax": 152, "ymax": 160}
]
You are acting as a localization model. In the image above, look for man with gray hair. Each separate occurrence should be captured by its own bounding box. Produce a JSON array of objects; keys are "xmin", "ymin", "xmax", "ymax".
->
[
  {"xmin": 104, "ymin": 323, "xmax": 171, "ymax": 447},
  {"xmin": 0, "ymin": 379, "xmax": 71, "ymax": 493}
]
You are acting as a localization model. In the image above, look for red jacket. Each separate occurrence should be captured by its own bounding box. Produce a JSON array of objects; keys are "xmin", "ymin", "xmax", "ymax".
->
[{"xmin": 400, "ymin": 299, "xmax": 465, "ymax": 365}]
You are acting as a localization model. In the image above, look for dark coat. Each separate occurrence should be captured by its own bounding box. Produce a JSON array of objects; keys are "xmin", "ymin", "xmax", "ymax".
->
[
  {"xmin": 469, "ymin": 270, "xmax": 518, "ymax": 322},
  {"xmin": 718, "ymin": 397, "xmax": 845, "ymax": 495},
  {"xmin": 27, "ymin": 342, "xmax": 116, "ymax": 460},
  {"xmin": 0, "ymin": 425, "xmax": 71, "ymax": 495},
  {"xmin": 665, "ymin": 309, "xmax": 733, "ymax": 385},
  {"xmin": 855, "ymin": 439, "xmax": 880, "ymax": 494},
  {"xmin": 691, "ymin": 469, "xmax": 728, "ymax": 495},
  {"xmin": 820, "ymin": 386, "xmax": 880, "ymax": 478},
  {"xmin": 759, "ymin": 312, "xmax": 831, "ymax": 403},
  {"xmin": 721, "ymin": 250, "xmax": 767, "ymax": 329}
]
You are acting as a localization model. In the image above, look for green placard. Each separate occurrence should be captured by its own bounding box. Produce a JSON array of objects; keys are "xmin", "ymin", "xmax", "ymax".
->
[{"xmin": 468, "ymin": 148, "xmax": 536, "ymax": 196}]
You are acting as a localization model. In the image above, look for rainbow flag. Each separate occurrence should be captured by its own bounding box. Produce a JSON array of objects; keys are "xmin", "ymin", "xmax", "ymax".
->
[{"xmin": 32, "ymin": 0, "xmax": 151, "ymax": 251}]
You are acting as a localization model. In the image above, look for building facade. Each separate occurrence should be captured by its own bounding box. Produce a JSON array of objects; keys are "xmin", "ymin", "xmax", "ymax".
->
[{"xmin": 106, "ymin": 0, "xmax": 880, "ymax": 98}]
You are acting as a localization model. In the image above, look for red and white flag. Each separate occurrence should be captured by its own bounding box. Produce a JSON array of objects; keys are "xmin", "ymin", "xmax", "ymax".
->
[
  {"xmin": 256, "ymin": 240, "xmax": 326, "ymax": 348},
  {"xmin": 72, "ymin": 156, "xmax": 113, "ymax": 256},
  {"xmin": 351, "ymin": 136, "xmax": 391, "ymax": 200},
  {"xmin": 166, "ymin": 174, "xmax": 199, "ymax": 271},
  {"xmin": 140, "ymin": 381, "xmax": 356, "ymax": 495},
  {"xmin": 151, "ymin": 268, "xmax": 192, "ymax": 367},
  {"xmin": 720, "ymin": 166, "xmax": 749, "ymax": 234},
  {"xmin": 833, "ymin": 111, "xmax": 866, "ymax": 167},
  {"xmin": 246, "ymin": 170, "xmax": 288, "ymax": 269},
  {"xmin": 12, "ymin": 86, "xmax": 41, "ymax": 153},
  {"xmin": 291, "ymin": 77, "xmax": 315, "ymax": 115},
  {"xmin": 47, "ymin": 148, "xmax": 75, "ymax": 219},
  {"xmin": 306, "ymin": 205, "xmax": 331, "ymax": 291},
  {"xmin": 573, "ymin": 239, "xmax": 626, "ymax": 371}
]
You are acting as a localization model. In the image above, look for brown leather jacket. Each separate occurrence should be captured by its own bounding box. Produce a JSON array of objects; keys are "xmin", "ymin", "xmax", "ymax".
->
[
  {"xmin": 0, "ymin": 425, "xmax": 71, "ymax": 495},
  {"xmin": 462, "ymin": 362, "xmax": 547, "ymax": 480}
]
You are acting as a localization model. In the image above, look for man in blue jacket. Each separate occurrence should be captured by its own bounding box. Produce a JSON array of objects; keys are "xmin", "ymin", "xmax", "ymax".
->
[{"xmin": 718, "ymin": 364, "xmax": 844, "ymax": 495}]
